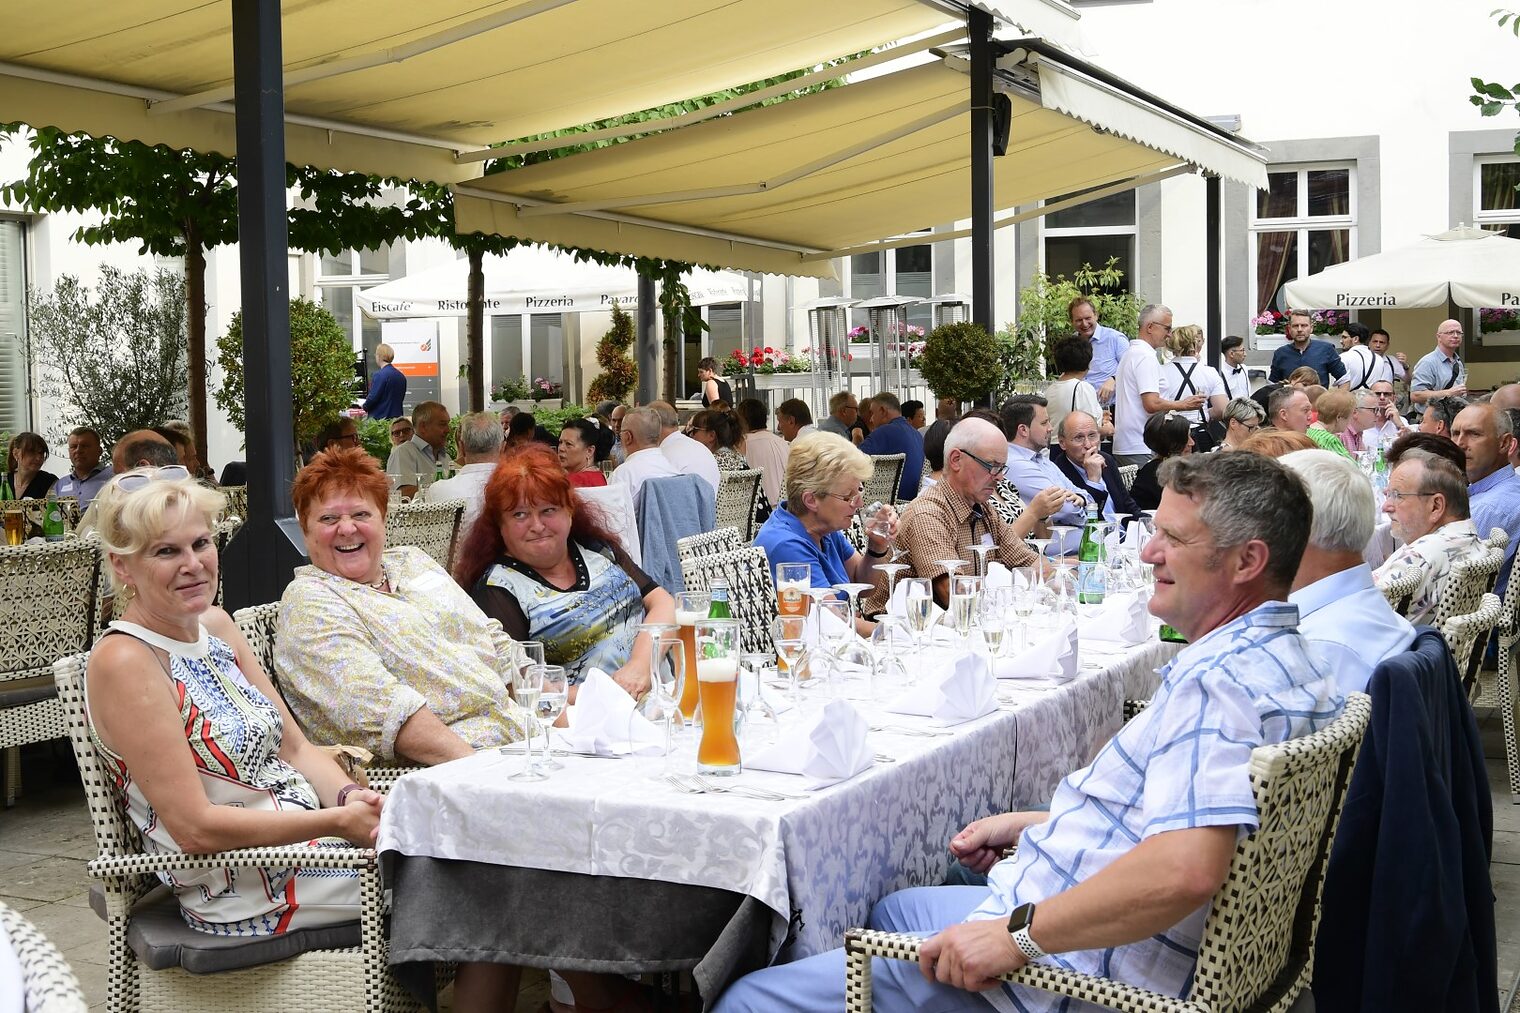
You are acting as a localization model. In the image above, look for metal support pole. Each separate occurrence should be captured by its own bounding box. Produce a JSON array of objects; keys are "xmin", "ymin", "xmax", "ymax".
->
[
  {"xmin": 636, "ymin": 273, "xmax": 658, "ymax": 403},
  {"xmin": 1205, "ymin": 174, "xmax": 1222, "ymax": 368},
  {"xmin": 229, "ymin": 0, "xmax": 306, "ymax": 609},
  {"xmin": 969, "ymin": 8, "xmax": 996, "ymax": 343}
]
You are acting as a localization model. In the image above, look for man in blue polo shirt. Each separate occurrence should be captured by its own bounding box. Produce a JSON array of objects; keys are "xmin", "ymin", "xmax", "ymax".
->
[
  {"xmin": 1069, "ymin": 296, "xmax": 1129, "ymax": 406},
  {"xmin": 859, "ymin": 391, "xmax": 924, "ymax": 500},
  {"xmin": 1269, "ymin": 309, "xmax": 1346, "ymax": 386}
]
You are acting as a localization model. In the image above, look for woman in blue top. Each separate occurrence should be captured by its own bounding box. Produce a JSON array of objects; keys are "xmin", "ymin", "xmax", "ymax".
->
[{"xmin": 753, "ymin": 431, "xmax": 897, "ymax": 635}]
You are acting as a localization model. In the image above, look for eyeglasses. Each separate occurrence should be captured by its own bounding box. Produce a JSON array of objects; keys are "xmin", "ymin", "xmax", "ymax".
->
[
  {"xmin": 1383, "ymin": 490, "xmax": 1436, "ymax": 503},
  {"xmin": 391, "ymin": 426, "xmax": 413, "ymax": 437},
  {"xmin": 958, "ymin": 449, "xmax": 1008, "ymax": 478},
  {"xmin": 1234, "ymin": 420, "xmax": 1261, "ymax": 432},
  {"xmin": 111, "ymin": 465, "xmax": 190, "ymax": 494},
  {"xmin": 818, "ymin": 484, "xmax": 865, "ymax": 508}
]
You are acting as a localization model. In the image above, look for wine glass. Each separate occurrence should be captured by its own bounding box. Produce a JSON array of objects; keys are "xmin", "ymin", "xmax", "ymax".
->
[
  {"xmin": 821, "ymin": 597, "xmax": 872, "ymax": 699},
  {"xmin": 872, "ymin": 562, "xmax": 911, "ymax": 610},
  {"xmin": 969, "ymin": 543, "xmax": 996, "ymax": 578},
  {"xmin": 869, "ymin": 617, "xmax": 913, "ymax": 693},
  {"xmin": 519, "ymin": 640, "xmax": 546, "ymax": 670},
  {"xmin": 901, "ymin": 577, "xmax": 935, "ymax": 657},
  {"xmin": 771, "ymin": 615, "xmax": 810, "ymax": 707},
  {"xmin": 507, "ymin": 664, "xmax": 547, "ymax": 782},
  {"xmin": 633, "ymin": 622, "xmax": 679, "ymax": 754},
  {"xmin": 859, "ymin": 500, "xmax": 897, "ymax": 543},
  {"xmin": 1046, "ymin": 526, "xmax": 1077, "ymax": 613},
  {"xmin": 949, "ymin": 574, "xmax": 983, "ymax": 640},
  {"xmin": 833, "ymin": 581, "xmax": 875, "ymax": 633},
  {"xmin": 739, "ymin": 651, "xmax": 779, "ymax": 738},
  {"xmin": 936, "ymin": 558, "xmax": 970, "ymax": 582},
  {"xmin": 978, "ymin": 587, "xmax": 1010, "ymax": 670},
  {"xmin": 534, "ymin": 666, "xmax": 568, "ymax": 771},
  {"xmin": 1011, "ymin": 568, "xmax": 1038, "ymax": 650}
]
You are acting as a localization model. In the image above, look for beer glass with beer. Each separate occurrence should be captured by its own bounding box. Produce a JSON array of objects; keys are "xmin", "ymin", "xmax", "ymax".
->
[
  {"xmin": 695, "ymin": 619, "xmax": 741, "ymax": 775},
  {"xmin": 674, "ymin": 591, "xmax": 709, "ymax": 722},
  {"xmin": 776, "ymin": 563, "xmax": 810, "ymax": 618}
]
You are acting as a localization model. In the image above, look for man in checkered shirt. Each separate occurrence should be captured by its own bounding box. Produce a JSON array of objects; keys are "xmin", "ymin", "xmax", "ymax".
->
[{"xmin": 715, "ymin": 452, "xmax": 1346, "ymax": 1013}]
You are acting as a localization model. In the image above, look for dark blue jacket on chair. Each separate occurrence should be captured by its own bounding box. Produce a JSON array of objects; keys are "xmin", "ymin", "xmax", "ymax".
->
[{"xmin": 1312, "ymin": 628, "xmax": 1496, "ymax": 1013}]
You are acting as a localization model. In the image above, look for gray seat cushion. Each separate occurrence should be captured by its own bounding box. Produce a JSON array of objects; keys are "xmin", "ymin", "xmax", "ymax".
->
[
  {"xmin": 90, "ymin": 884, "xmax": 361, "ymax": 974},
  {"xmin": 0, "ymin": 675, "xmax": 57, "ymax": 709}
]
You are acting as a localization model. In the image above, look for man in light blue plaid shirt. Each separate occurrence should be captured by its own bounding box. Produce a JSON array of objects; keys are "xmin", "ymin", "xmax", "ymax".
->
[{"xmin": 716, "ymin": 453, "xmax": 1346, "ymax": 1013}]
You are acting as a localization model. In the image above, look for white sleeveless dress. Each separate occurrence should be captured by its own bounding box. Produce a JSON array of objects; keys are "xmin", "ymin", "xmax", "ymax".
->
[{"xmin": 87, "ymin": 621, "xmax": 361, "ymax": 936}]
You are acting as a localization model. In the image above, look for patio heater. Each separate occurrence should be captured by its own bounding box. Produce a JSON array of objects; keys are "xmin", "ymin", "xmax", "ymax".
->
[
  {"xmin": 802, "ymin": 296, "xmax": 856, "ymax": 418},
  {"xmin": 854, "ymin": 295, "xmax": 919, "ymax": 397},
  {"xmin": 921, "ymin": 293, "xmax": 973, "ymax": 330}
]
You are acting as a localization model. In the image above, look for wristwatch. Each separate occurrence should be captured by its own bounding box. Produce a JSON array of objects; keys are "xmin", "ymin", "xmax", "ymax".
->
[
  {"xmin": 865, "ymin": 545, "xmax": 889, "ymax": 558},
  {"xmin": 1006, "ymin": 902, "xmax": 1046, "ymax": 961}
]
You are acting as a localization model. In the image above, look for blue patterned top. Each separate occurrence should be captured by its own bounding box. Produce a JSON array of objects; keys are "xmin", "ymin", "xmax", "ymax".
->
[{"xmin": 970, "ymin": 602, "xmax": 1345, "ymax": 1011}]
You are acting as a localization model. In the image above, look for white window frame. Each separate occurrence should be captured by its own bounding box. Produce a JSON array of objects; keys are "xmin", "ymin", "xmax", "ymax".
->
[
  {"xmin": 1248, "ymin": 161, "xmax": 1358, "ymax": 317},
  {"xmin": 312, "ymin": 246, "xmax": 392, "ymax": 353},
  {"xmin": 1473, "ymin": 153, "xmax": 1520, "ymax": 228}
]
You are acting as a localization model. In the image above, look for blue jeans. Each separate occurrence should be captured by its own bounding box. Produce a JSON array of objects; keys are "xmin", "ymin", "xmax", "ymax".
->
[{"xmin": 712, "ymin": 886, "xmax": 996, "ymax": 1013}]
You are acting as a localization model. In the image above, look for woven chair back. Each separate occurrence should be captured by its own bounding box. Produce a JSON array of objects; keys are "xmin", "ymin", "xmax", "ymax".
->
[
  {"xmin": 679, "ymin": 546, "xmax": 778, "ymax": 656},
  {"xmin": 715, "ymin": 469, "xmax": 762, "ymax": 540},
  {"xmin": 677, "ymin": 529, "xmax": 743, "ymax": 565},
  {"xmin": 1186, "ymin": 693, "xmax": 1371, "ymax": 1012},
  {"xmin": 52, "ymin": 653, "xmax": 145, "ymax": 861},
  {"xmin": 864, "ymin": 454, "xmax": 905, "ymax": 507},
  {"xmin": 1435, "ymin": 542, "xmax": 1504, "ymax": 628},
  {"xmin": 384, "ymin": 499, "xmax": 464, "ymax": 571},
  {"xmin": 0, "ymin": 541, "xmax": 100, "ymax": 682}
]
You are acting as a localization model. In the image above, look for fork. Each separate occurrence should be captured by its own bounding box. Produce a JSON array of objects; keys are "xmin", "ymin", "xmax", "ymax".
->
[{"xmin": 694, "ymin": 774, "xmax": 808, "ymax": 800}]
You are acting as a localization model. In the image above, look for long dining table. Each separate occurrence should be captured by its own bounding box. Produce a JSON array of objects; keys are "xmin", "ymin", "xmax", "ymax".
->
[{"xmin": 377, "ymin": 623, "xmax": 1182, "ymax": 1008}]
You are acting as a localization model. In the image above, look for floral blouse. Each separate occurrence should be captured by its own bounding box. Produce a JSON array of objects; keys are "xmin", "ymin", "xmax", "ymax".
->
[
  {"xmin": 275, "ymin": 546, "xmax": 532, "ymax": 761},
  {"xmin": 1372, "ymin": 519, "xmax": 1485, "ymax": 624}
]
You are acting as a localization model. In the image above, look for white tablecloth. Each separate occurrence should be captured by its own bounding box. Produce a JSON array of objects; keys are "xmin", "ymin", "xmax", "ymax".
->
[{"xmin": 380, "ymin": 628, "xmax": 1179, "ymax": 960}]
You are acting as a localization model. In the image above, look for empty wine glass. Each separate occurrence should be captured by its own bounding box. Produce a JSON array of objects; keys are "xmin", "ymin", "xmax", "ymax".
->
[
  {"xmin": 508, "ymin": 664, "xmax": 547, "ymax": 782},
  {"xmin": 969, "ymin": 543, "xmax": 996, "ymax": 578},
  {"xmin": 936, "ymin": 558, "xmax": 970, "ymax": 582},
  {"xmin": 771, "ymin": 614, "xmax": 809, "ymax": 706},
  {"xmin": 633, "ymin": 622, "xmax": 679, "ymax": 754},
  {"xmin": 534, "ymin": 665, "xmax": 568, "ymax": 771},
  {"xmin": 1046, "ymin": 526, "xmax": 1077, "ymax": 613},
  {"xmin": 859, "ymin": 500, "xmax": 897, "ymax": 543},
  {"xmin": 833, "ymin": 581, "xmax": 875, "ymax": 634},
  {"xmin": 1011, "ymin": 568, "xmax": 1038, "ymax": 650},
  {"xmin": 869, "ymin": 617, "xmax": 913, "ymax": 693},
  {"xmin": 873, "ymin": 562, "xmax": 911, "ymax": 609},
  {"xmin": 821, "ymin": 597, "xmax": 873, "ymax": 699},
  {"xmin": 739, "ymin": 651, "xmax": 779, "ymax": 738}
]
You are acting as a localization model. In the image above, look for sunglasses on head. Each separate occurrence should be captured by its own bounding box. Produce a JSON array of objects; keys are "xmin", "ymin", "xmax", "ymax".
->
[{"xmin": 111, "ymin": 465, "xmax": 191, "ymax": 494}]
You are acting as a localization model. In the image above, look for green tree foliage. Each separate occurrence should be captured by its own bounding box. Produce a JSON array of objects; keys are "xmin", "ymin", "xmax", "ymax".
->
[
  {"xmin": 215, "ymin": 298, "xmax": 356, "ymax": 446},
  {"xmin": 1471, "ymin": 9, "xmax": 1520, "ymax": 152},
  {"xmin": 1007, "ymin": 259, "xmax": 1141, "ymax": 392},
  {"xmin": 27, "ymin": 267, "xmax": 188, "ymax": 446},
  {"xmin": 586, "ymin": 302, "xmax": 638, "ymax": 402},
  {"xmin": 919, "ymin": 322, "xmax": 1002, "ymax": 404}
]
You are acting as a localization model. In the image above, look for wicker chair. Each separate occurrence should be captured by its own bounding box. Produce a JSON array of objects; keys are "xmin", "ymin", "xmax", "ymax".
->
[
  {"xmin": 988, "ymin": 479, "xmax": 1024, "ymax": 527},
  {"xmin": 678, "ymin": 546, "xmax": 778, "ymax": 657},
  {"xmin": 1117, "ymin": 464, "xmax": 1140, "ymax": 491},
  {"xmin": 384, "ymin": 498, "xmax": 465, "ymax": 571},
  {"xmin": 676, "ymin": 529, "xmax": 743, "ymax": 567},
  {"xmin": 1443, "ymin": 592, "xmax": 1505, "ymax": 700},
  {"xmin": 0, "ymin": 539, "xmax": 101, "ymax": 807},
  {"xmin": 864, "ymin": 454, "xmax": 906, "ymax": 507},
  {"xmin": 231, "ymin": 603, "xmax": 424, "ymax": 792},
  {"xmin": 1377, "ymin": 566, "xmax": 1423, "ymax": 617},
  {"xmin": 845, "ymin": 692, "xmax": 1372, "ymax": 1013},
  {"xmin": 1487, "ymin": 550, "xmax": 1520, "ymax": 797},
  {"xmin": 0, "ymin": 900, "xmax": 88, "ymax": 1012},
  {"xmin": 51, "ymin": 653, "xmax": 420, "ymax": 1013},
  {"xmin": 1433, "ymin": 543, "xmax": 1504, "ymax": 645},
  {"xmin": 219, "ymin": 485, "xmax": 248, "ymax": 525},
  {"xmin": 715, "ymin": 469, "xmax": 763, "ymax": 541}
]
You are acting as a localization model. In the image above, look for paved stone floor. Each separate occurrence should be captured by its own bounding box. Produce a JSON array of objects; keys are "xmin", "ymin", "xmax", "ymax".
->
[{"xmin": 4, "ymin": 714, "xmax": 1518, "ymax": 1011}]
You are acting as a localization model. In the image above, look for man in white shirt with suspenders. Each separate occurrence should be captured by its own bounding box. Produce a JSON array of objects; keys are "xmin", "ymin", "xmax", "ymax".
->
[{"xmin": 1336, "ymin": 322, "xmax": 1407, "ymax": 393}]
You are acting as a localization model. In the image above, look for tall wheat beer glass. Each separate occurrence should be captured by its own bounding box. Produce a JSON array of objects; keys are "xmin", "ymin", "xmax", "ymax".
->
[
  {"xmin": 696, "ymin": 619, "xmax": 741, "ymax": 775},
  {"xmin": 674, "ymin": 591, "xmax": 709, "ymax": 720}
]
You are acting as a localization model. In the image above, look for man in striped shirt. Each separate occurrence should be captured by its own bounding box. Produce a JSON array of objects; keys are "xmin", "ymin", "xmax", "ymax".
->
[{"xmin": 715, "ymin": 453, "xmax": 1345, "ymax": 1013}]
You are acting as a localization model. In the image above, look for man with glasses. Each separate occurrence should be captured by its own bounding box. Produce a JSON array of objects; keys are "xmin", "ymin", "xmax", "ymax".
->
[
  {"xmin": 1001, "ymin": 395, "xmax": 1095, "ymax": 553},
  {"xmin": 316, "ymin": 416, "xmax": 361, "ymax": 454},
  {"xmin": 1373, "ymin": 450, "xmax": 1485, "ymax": 623},
  {"xmin": 1050, "ymin": 411, "xmax": 1141, "ymax": 522},
  {"xmin": 1269, "ymin": 309, "xmax": 1346, "ymax": 387},
  {"xmin": 1358, "ymin": 380, "xmax": 1411, "ymax": 449},
  {"xmin": 876, "ymin": 418, "xmax": 1056, "ymax": 610},
  {"xmin": 818, "ymin": 391, "xmax": 859, "ymax": 441},
  {"xmin": 1113, "ymin": 303, "xmax": 1203, "ymax": 466},
  {"xmin": 388, "ymin": 417, "xmax": 414, "ymax": 448},
  {"xmin": 1410, "ymin": 320, "xmax": 1468, "ymax": 408},
  {"xmin": 1340, "ymin": 392, "xmax": 1384, "ymax": 454}
]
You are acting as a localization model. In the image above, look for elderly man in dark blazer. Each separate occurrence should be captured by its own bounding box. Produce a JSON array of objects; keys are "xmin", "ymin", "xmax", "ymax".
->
[{"xmin": 1049, "ymin": 410, "xmax": 1143, "ymax": 522}]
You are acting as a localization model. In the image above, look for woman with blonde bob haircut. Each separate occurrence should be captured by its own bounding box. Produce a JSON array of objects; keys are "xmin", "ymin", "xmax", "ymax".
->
[
  {"xmin": 1158, "ymin": 323, "xmax": 1226, "ymax": 449},
  {"xmin": 753, "ymin": 431, "xmax": 898, "ymax": 634},
  {"xmin": 85, "ymin": 466, "xmax": 382, "ymax": 939}
]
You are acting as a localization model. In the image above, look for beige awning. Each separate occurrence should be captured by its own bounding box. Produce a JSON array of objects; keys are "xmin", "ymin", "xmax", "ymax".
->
[
  {"xmin": 451, "ymin": 53, "xmax": 1267, "ymax": 277},
  {"xmin": 0, "ymin": 0, "xmax": 1026, "ymax": 183}
]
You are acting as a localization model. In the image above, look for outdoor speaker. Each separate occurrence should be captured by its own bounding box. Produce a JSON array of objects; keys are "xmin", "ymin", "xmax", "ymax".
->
[{"xmin": 992, "ymin": 93, "xmax": 1013, "ymax": 157}]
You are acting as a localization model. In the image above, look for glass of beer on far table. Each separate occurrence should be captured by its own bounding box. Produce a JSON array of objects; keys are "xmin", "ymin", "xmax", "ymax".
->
[
  {"xmin": 675, "ymin": 591, "xmax": 710, "ymax": 721},
  {"xmin": 776, "ymin": 563, "xmax": 810, "ymax": 618},
  {"xmin": 695, "ymin": 619, "xmax": 742, "ymax": 776}
]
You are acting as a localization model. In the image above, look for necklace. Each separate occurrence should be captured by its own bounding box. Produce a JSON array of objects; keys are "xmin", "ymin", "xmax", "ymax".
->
[{"xmin": 367, "ymin": 570, "xmax": 390, "ymax": 591}]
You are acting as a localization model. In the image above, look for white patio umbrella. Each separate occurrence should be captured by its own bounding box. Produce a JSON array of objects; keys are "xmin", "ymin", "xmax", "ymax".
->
[
  {"xmin": 1282, "ymin": 225, "xmax": 1520, "ymax": 311},
  {"xmin": 356, "ymin": 245, "xmax": 750, "ymax": 319}
]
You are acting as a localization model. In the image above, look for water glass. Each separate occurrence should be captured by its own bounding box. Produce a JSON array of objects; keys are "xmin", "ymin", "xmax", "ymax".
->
[
  {"xmin": 508, "ymin": 664, "xmax": 547, "ymax": 782},
  {"xmin": 534, "ymin": 666, "xmax": 568, "ymax": 771}
]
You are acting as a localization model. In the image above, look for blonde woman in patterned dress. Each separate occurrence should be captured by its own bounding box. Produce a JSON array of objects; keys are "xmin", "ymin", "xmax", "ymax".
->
[{"xmin": 86, "ymin": 467, "xmax": 381, "ymax": 939}]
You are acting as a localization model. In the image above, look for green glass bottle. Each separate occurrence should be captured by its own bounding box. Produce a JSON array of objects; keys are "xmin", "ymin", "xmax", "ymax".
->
[
  {"xmin": 1159, "ymin": 623, "xmax": 1188, "ymax": 644},
  {"xmin": 1076, "ymin": 503, "xmax": 1105, "ymax": 605},
  {"xmin": 707, "ymin": 579, "xmax": 733, "ymax": 620},
  {"xmin": 42, "ymin": 489, "xmax": 66, "ymax": 541}
]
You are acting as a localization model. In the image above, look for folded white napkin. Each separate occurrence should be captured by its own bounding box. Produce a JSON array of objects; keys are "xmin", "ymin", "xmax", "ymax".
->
[
  {"xmin": 1078, "ymin": 593, "xmax": 1151, "ymax": 645},
  {"xmin": 996, "ymin": 617, "xmax": 1079, "ymax": 682},
  {"xmin": 885, "ymin": 578, "xmax": 945, "ymax": 627},
  {"xmin": 984, "ymin": 561, "xmax": 1031, "ymax": 592},
  {"xmin": 556, "ymin": 669, "xmax": 664, "ymax": 756},
  {"xmin": 1124, "ymin": 520, "xmax": 1149, "ymax": 552},
  {"xmin": 747, "ymin": 698, "xmax": 874, "ymax": 788},
  {"xmin": 884, "ymin": 650, "xmax": 999, "ymax": 725}
]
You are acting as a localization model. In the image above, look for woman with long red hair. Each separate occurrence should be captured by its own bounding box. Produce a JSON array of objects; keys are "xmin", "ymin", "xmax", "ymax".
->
[{"xmin": 455, "ymin": 443, "xmax": 675, "ymax": 699}]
